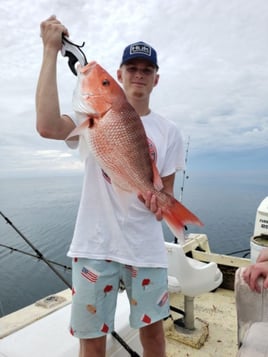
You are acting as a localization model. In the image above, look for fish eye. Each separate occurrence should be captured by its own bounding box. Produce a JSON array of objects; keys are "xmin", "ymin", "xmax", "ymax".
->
[{"xmin": 102, "ymin": 79, "xmax": 110, "ymax": 86}]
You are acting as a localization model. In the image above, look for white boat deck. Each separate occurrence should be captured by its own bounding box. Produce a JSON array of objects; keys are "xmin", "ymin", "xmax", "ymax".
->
[
  {"xmin": 0, "ymin": 287, "xmax": 239, "ymax": 357},
  {"xmin": 0, "ymin": 291, "xmax": 142, "ymax": 357},
  {"xmin": 166, "ymin": 288, "xmax": 238, "ymax": 356}
]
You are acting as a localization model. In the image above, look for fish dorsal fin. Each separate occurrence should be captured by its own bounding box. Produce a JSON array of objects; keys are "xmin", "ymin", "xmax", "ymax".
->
[{"xmin": 151, "ymin": 161, "xmax": 163, "ymax": 191}]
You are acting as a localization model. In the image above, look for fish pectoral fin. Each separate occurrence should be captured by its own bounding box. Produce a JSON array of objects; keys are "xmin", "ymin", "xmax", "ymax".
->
[
  {"xmin": 66, "ymin": 116, "xmax": 98, "ymax": 140},
  {"xmin": 151, "ymin": 161, "xmax": 163, "ymax": 191},
  {"xmin": 162, "ymin": 196, "xmax": 204, "ymax": 238}
]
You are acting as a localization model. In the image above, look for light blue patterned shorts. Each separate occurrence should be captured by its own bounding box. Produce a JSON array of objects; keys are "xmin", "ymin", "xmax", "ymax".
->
[{"xmin": 69, "ymin": 258, "xmax": 169, "ymax": 338}]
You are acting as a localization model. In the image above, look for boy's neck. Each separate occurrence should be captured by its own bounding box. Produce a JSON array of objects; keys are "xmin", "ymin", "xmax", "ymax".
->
[{"xmin": 127, "ymin": 97, "xmax": 151, "ymax": 117}]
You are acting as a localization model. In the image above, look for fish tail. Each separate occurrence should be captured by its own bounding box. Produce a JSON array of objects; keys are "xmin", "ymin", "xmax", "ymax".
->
[{"xmin": 162, "ymin": 195, "xmax": 203, "ymax": 238}]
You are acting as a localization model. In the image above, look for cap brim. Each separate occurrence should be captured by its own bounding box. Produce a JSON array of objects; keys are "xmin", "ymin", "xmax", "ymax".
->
[{"xmin": 121, "ymin": 55, "xmax": 158, "ymax": 69}]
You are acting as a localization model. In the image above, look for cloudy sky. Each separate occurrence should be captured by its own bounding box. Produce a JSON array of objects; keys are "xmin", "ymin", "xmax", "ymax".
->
[{"xmin": 0, "ymin": 0, "xmax": 267, "ymax": 179}]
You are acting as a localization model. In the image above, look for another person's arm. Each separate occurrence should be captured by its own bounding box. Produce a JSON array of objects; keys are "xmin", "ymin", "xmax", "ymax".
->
[
  {"xmin": 243, "ymin": 248, "xmax": 268, "ymax": 292},
  {"xmin": 256, "ymin": 248, "xmax": 268, "ymax": 263}
]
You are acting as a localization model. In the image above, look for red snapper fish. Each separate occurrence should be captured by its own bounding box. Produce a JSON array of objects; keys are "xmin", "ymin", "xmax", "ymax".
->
[{"xmin": 67, "ymin": 61, "xmax": 203, "ymax": 237}]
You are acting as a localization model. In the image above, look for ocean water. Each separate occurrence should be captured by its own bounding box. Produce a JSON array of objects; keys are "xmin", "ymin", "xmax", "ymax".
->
[{"xmin": 0, "ymin": 174, "xmax": 267, "ymax": 316}]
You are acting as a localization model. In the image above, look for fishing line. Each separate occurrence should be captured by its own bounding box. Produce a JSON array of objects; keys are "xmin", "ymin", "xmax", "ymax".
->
[
  {"xmin": 0, "ymin": 243, "xmax": 72, "ymax": 271},
  {"xmin": 0, "ymin": 211, "xmax": 71, "ymax": 289},
  {"xmin": 225, "ymin": 248, "xmax": 250, "ymax": 258}
]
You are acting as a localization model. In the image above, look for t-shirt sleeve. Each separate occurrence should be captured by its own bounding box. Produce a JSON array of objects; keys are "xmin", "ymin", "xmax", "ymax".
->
[
  {"xmin": 64, "ymin": 112, "xmax": 79, "ymax": 149},
  {"xmin": 161, "ymin": 125, "xmax": 185, "ymax": 177}
]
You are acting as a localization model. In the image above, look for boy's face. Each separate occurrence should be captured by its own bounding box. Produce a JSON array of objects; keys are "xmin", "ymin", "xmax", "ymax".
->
[{"xmin": 117, "ymin": 59, "xmax": 159, "ymax": 100}]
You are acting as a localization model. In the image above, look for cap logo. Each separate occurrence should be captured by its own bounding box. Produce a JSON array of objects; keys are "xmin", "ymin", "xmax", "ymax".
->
[{"xmin": 130, "ymin": 43, "xmax": 151, "ymax": 57}]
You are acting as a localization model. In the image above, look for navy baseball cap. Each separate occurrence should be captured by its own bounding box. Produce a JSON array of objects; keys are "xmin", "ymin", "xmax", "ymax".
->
[{"xmin": 120, "ymin": 41, "xmax": 159, "ymax": 69}]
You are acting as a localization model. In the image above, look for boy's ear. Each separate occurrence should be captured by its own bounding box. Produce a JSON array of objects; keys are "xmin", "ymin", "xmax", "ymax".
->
[
  {"xmin": 117, "ymin": 69, "xmax": 123, "ymax": 83},
  {"xmin": 154, "ymin": 73, "xmax": 160, "ymax": 87}
]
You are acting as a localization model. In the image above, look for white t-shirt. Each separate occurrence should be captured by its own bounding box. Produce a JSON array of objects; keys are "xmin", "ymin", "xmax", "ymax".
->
[{"xmin": 67, "ymin": 111, "xmax": 184, "ymax": 268}]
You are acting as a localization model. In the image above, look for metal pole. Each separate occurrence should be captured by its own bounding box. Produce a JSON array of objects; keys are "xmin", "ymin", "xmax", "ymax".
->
[{"xmin": 184, "ymin": 295, "xmax": 195, "ymax": 330}]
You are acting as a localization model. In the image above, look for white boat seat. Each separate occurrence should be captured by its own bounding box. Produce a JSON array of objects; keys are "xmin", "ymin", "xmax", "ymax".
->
[
  {"xmin": 165, "ymin": 242, "xmax": 223, "ymax": 330},
  {"xmin": 165, "ymin": 242, "xmax": 223, "ymax": 297}
]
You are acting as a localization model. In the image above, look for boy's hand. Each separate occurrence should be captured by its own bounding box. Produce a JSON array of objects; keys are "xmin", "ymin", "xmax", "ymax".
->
[{"xmin": 137, "ymin": 191, "xmax": 163, "ymax": 221}]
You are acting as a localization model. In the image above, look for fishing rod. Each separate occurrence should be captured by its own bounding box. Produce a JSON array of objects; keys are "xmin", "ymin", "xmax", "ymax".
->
[
  {"xmin": 174, "ymin": 137, "xmax": 190, "ymax": 244},
  {"xmin": 179, "ymin": 136, "xmax": 190, "ymax": 203},
  {"xmin": 0, "ymin": 243, "xmax": 72, "ymax": 271},
  {"xmin": 0, "ymin": 211, "xmax": 72, "ymax": 289}
]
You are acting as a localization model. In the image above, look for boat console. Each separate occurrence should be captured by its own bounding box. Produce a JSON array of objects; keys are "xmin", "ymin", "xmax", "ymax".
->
[{"xmin": 250, "ymin": 196, "xmax": 268, "ymax": 262}]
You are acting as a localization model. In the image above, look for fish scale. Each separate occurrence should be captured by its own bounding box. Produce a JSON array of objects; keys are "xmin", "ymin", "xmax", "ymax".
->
[{"xmin": 88, "ymin": 106, "xmax": 153, "ymax": 192}]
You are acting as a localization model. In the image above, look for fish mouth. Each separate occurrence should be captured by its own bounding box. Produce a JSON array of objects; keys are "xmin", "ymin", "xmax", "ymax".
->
[
  {"xmin": 81, "ymin": 93, "xmax": 104, "ymax": 101},
  {"xmin": 79, "ymin": 61, "xmax": 97, "ymax": 74},
  {"xmin": 82, "ymin": 93, "xmax": 94, "ymax": 98}
]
